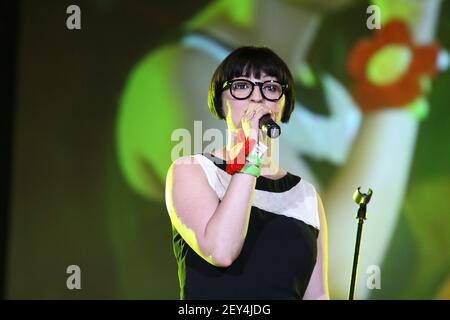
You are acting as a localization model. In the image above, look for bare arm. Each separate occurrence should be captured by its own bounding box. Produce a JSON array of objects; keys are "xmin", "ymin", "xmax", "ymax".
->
[
  {"xmin": 166, "ymin": 156, "xmax": 257, "ymax": 267},
  {"xmin": 303, "ymin": 192, "xmax": 330, "ymax": 300}
]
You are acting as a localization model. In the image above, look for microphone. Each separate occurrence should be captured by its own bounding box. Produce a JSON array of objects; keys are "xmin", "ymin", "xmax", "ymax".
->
[{"xmin": 259, "ymin": 114, "xmax": 281, "ymax": 138}]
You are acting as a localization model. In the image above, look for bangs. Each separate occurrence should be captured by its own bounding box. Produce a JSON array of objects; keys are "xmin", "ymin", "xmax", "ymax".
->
[{"xmin": 221, "ymin": 50, "xmax": 289, "ymax": 84}]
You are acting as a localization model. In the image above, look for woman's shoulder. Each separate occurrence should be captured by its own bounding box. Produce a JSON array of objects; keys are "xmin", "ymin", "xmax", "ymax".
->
[
  {"xmin": 168, "ymin": 155, "xmax": 203, "ymax": 179},
  {"xmin": 297, "ymin": 176, "xmax": 318, "ymax": 193},
  {"xmin": 167, "ymin": 155, "xmax": 211, "ymax": 188},
  {"xmin": 167, "ymin": 154, "xmax": 222, "ymax": 200},
  {"xmin": 278, "ymin": 176, "xmax": 322, "ymax": 231},
  {"xmin": 172, "ymin": 153, "xmax": 223, "ymax": 166},
  {"xmin": 284, "ymin": 174, "xmax": 321, "ymax": 203},
  {"xmin": 171, "ymin": 154, "xmax": 198, "ymax": 166},
  {"xmin": 169, "ymin": 154, "xmax": 219, "ymax": 179}
]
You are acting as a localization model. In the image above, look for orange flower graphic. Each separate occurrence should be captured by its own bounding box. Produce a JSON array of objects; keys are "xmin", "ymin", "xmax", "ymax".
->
[{"xmin": 347, "ymin": 20, "xmax": 439, "ymax": 111}]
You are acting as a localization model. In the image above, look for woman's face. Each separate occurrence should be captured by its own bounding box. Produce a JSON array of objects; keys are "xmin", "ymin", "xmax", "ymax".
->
[{"xmin": 221, "ymin": 72, "xmax": 286, "ymax": 131}]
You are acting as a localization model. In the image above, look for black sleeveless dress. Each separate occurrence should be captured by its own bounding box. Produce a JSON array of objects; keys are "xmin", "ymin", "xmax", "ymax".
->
[{"xmin": 172, "ymin": 153, "xmax": 319, "ymax": 299}]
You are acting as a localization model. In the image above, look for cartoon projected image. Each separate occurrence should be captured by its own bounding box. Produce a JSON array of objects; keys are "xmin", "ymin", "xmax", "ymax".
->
[{"xmin": 116, "ymin": 0, "xmax": 449, "ymax": 299}]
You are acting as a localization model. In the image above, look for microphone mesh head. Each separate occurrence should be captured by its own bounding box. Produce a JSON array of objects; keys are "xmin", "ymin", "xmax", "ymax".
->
[
  {"xmin": 260, "ymin": 115, "xmax": 281, "ymax": 138},
  {"xmin": 268, "ymin": 126, "xmax": 280, "ymax": 138}
]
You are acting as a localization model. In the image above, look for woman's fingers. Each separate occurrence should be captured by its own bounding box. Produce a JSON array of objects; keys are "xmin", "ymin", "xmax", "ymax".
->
[
  {"xmin": 242, "ymin": 105, "xmax": 273, "ymax": 141},
  {"xmin": 252, "ymin": 105, "xmax": 271, "ymax": 125}
]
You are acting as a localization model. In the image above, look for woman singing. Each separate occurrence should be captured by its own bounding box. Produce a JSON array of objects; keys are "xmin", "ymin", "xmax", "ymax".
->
[{"xmin": 165, "ymin": 46, "xmax": 329, "ymax": 299}]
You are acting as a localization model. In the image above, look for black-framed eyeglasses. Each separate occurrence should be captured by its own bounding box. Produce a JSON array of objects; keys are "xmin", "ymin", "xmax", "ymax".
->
[{"xmin": 223, "ymin": 79, "xmax": 287, "ymax": 101}]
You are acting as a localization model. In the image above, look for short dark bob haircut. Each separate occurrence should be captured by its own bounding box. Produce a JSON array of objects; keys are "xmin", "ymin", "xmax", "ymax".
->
[{"xmin": 208, "ymin": 46, "xmax": 295, "ymax": 123}]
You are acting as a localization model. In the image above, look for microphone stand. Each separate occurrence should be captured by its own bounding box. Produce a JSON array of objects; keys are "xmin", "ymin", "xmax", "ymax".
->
[{"xmin": 348, "ymin": 187, "xmax": 373, "ymax": 300}]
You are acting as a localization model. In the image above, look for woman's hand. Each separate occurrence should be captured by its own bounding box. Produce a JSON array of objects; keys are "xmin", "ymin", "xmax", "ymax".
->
[{"xmin": 241, "ymin": 104, "xmax": 273, "ymax": 142}]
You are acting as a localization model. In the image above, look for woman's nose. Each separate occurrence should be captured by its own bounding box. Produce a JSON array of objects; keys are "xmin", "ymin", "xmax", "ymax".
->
[{"xmin": 250, "ymin": 84, "xmax": 263, "ymax": 102}]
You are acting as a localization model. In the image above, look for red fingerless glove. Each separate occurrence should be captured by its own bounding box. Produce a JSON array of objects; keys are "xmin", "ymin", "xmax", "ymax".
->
[{"xmin": 226, "ymin": 128, "xmax": 256, "ymax": 175}]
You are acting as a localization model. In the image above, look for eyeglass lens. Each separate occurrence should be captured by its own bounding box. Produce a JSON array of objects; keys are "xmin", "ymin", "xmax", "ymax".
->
[{"xmin": 230, "ymin": 80, "xmax": 283, "ymax": 100}]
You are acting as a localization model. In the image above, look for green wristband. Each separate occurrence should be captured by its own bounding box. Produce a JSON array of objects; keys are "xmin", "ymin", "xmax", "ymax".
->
[
  {"xmin": 239, "ymin": 163, "xmax": 260, "ymax": 178},
  {"xmin": 246, "ymin": 154, "xmax": 263, "ymax": 168}
]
